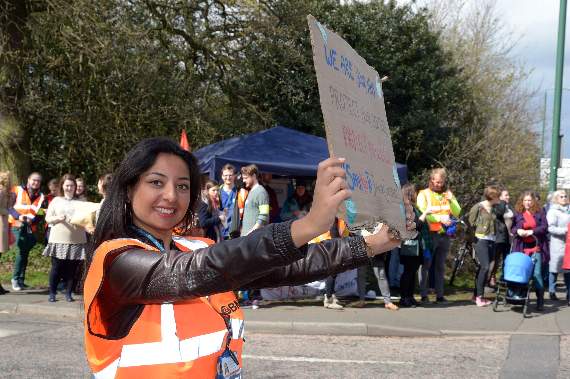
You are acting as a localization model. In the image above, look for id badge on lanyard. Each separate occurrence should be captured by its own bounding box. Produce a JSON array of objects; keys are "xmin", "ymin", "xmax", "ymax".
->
[
  {"xmin": 132, "ymin": 225, "xmax": 243, "ymax": 378},
  {"xmin": 215, "ymin": 316, "xmax": 242, "ymax": 379}
]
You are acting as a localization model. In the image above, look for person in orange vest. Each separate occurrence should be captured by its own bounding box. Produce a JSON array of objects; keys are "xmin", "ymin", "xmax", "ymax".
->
[
  {"xmin": 416, "ymin": 168, "xmax": 461, "ymax": 303},
  {"xmin": 8, "ymin": 172, "xmax": 45, "ymax": 291},
  {"xmin": 84, "ymin": 137, "xmax": 407, "ymax": 378}
]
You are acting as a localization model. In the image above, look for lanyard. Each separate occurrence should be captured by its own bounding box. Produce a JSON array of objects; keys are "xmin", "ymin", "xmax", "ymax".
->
[
  {"xmin": 131, "ymin": 226, "xmax": 242, "ymax": 361},
  {"xmin": 129, "ymin": 225, "xmax": 166, "ymax": 253}
]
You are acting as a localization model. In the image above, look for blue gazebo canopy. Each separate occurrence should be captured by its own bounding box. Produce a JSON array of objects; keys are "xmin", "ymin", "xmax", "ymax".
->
[{"xmin": 194, "ymin": 126, "xmax": 408, "ymax": 183}]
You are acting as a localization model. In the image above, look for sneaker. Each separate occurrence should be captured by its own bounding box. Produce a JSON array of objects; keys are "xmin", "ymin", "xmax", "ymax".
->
[
  {"xmin": 11, "ymin": 279, "xmax": 21, "ymax": 291},
  {"xmin": 435, "ymin": 296, "xmax": 449, "ymax": 304},
  {"xmin": 399, "ymin": 298, "xmax": 415, "ymax": 308},
  {"xmin": 475, "ymin": 296, "xmax": 491, "ymax": 307},
  {"xmin": 48, "ymin": 294, "xmax": 56, "ymax": 302},
  {"xmin": 330, "ymin": 295, "xmax": 344, "ymax": 310},
  {"xmin": 420, "ymin": 296, "xmax": 429, "ymax": 303},
  {"xmin": 19, "ymin": 282, "xmax": 29, "ymax": 290},
  {"xmin": 385, "ymin": 302, "xmax": 399, "ymax": 311},
  {"xmin": 251, "ymin": 300, "xmax": 259, "ymax": 310},
  {"xmin": 410, "ymin": 297, "xmax": 419, "ymax": 307}
]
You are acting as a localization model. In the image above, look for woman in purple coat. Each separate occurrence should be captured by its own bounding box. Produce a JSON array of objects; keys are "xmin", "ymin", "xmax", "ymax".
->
[{"xmin": 511, "ymin": 191, "xmax": 549, "ymax": 311}]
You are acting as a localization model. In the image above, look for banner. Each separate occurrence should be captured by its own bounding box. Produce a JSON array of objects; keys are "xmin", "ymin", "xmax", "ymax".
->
[{"xmin": 308, "ymin": 15, "xmax": 413, "ymax": 239}]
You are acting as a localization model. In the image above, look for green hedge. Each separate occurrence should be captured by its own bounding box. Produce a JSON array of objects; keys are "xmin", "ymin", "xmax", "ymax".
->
[{"xmin": 0, "ymin": 244, "xmax": 50, "ymax": 288}]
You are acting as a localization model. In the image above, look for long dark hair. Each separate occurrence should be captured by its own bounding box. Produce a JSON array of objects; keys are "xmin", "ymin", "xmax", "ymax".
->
[
  {"xmin": 91, "ymin": 137, "xmax": 201, "ymax": 255},
  {"xmin": 203, "ymin": 179, "xmax": 220, "ymax": 214}
]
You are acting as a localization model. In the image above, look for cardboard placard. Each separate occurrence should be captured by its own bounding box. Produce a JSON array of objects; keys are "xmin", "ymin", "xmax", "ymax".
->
[{"xmin": 308, "ymin": 15, "xmax": 413, "ymax": 239}]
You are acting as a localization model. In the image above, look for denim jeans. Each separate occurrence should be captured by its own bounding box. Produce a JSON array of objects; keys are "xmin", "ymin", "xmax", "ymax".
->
[
  {"xmin": 549, "ymin": 272, "xmax": 558, "ymax": 293},
  {"xmin": 532, "ymin": 253, "xmax": 544, "ymax": 291}
]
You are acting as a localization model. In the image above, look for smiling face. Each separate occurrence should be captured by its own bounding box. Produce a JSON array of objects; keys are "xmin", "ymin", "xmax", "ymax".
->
[
  {"xmin": 62, "ymin": 179, "xmax": 76, "ymax": 199},
  {"xmin": 242, "ymin": 173, "xmax": 255, "ymax": 189},
  {"xmin": 129, "ymin": 153, "xmax": 191, "ymax": 243},
  {"xmin": 27, "ymin": 173, "xmax": 42, "ymax": 191},
  {"xmin": 221, "ymin": 169, "xmax": 235, "ymax": 188}
]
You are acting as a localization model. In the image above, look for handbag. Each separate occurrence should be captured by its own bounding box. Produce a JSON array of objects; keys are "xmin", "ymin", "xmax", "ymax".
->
[{"xmin": 400, "ymin": 239, "xmax": 419, "ymax": 256}]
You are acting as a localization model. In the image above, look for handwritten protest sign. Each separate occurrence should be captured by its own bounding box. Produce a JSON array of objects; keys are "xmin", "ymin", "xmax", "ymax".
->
[{"xmin": 308, "ymin": 15, "xmax": 413, "ymax": 239}]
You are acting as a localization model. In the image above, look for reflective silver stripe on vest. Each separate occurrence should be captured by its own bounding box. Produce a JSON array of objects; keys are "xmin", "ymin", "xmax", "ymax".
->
[
  {"xmin": 93, "ymin": 358, "xmax": 120, "ymax": 379},
  {"xmin": 119, "ymin": 304, "xmax": 226, "ymax": 367},
  {"xmin": 93, "ymin": 304, "xmax": 245, "ymax": 377}
]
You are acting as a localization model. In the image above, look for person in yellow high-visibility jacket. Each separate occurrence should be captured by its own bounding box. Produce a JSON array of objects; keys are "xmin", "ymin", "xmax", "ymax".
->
[{"xmin": 416, "ymin": 168, "xmax": 461, "ymax": 303}]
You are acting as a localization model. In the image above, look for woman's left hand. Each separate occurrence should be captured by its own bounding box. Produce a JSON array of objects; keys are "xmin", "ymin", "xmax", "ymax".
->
[{"xmin": 363, "ymin": 224, "xmax": 401, "ymax": 256}]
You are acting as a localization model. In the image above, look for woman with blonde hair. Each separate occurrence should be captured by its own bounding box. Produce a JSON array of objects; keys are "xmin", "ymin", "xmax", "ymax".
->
[
  {"xmin": 0, "ymin": 171, "xmax": 13, "ymax": 294},
  {"xmin": 546, "ymin": 190, "xmax": 570, "ymax": 300}
]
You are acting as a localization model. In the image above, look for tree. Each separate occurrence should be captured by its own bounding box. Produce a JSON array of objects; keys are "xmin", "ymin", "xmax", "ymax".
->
[
  {"xmin": 420, "ymin": 0, "xmax": 540, "ymax": 207},
  {"xmin": 2, "ymin": 0, "xmax": 470, "ymax": 189},
  {"xmin": 237, "ymin": 0, "xmax": 467, "ymax": 174}
]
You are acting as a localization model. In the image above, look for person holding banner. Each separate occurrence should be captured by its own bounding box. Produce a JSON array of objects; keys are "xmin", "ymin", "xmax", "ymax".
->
[
  {"xmin": 417, "ymin": 168, "xmax": 461, "ymax": 303},
  {"xmin": 83, "ymin": 137, "xmax": 408, "ymax": 378}
]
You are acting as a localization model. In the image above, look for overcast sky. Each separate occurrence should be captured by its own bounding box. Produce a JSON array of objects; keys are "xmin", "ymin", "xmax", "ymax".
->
[
  {"xmin": 401, "ymin": 0, "xmax": 570, "ymax": 157},
  {"xmin": 493, "ymin": 0, "xmax": 570, "ymax": 158}
]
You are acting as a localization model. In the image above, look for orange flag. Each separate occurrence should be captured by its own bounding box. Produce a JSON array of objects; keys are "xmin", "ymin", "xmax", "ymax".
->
[{"xmin": 180, "ymin": 129, "xmax": 190, "ymax": 152}]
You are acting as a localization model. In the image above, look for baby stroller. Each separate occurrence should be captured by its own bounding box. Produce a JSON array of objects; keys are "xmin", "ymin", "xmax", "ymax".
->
[{"xmin": 492, "ymin": 238, "xmax": 537, "ymax": 318}]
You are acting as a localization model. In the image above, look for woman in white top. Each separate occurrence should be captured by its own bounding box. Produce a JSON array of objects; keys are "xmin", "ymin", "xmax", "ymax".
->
[
  {"xmin": 43, "ymin": 174, "xmax": 87, "ymax": 302},
  {"xmin": 546, "ymin": 190, "xmax": 570, "ymax": 300}
]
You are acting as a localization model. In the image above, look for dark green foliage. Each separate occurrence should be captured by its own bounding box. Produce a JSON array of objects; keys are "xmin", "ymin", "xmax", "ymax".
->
[{"xmin": 0, "ymin": 0, "xmax": 535, "ymax": 197}]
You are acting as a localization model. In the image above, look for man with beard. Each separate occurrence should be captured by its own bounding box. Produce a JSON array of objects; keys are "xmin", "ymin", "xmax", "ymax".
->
[
  {"xmin": 8, "ymin": 172, "xmax": 45, "ymax": 291},
  {"xmin": 417, "ymin": 168, "xmax": 461, "ymax": 303},
  {"xmin": 240, "ymin": 164, "xmax": 270, "ymax": 237}
]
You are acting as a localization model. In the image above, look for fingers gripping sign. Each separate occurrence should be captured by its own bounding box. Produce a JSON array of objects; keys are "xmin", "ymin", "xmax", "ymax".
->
[
  {"xmin": 290, "ymin": 157, "xmax": 351, "ymax": 247},
  {"xmin": 309, "ymin": 157, "xmax": 351, "ymax": 232}
]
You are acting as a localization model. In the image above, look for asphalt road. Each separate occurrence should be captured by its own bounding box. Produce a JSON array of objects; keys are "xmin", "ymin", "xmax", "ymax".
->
[{"xmin": 0, "ymin": 313, "xmax": 567, "ymax": 378}]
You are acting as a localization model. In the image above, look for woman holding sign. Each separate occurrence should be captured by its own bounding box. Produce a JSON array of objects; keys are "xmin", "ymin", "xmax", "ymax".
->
[{"xmin": 83, "ymin": 137, "xmax": 411, "ymax": 378}]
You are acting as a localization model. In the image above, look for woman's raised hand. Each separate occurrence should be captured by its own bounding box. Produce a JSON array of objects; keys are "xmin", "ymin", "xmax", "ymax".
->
[{"xmin": 291, "ymin": 157, "xmax": 351, "ymax": 247}]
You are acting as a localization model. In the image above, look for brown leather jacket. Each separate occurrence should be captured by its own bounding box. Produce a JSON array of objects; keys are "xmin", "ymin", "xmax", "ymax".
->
[{"xmin": 97, "ymin": 220, "xmax": 370, "ymax": 338}]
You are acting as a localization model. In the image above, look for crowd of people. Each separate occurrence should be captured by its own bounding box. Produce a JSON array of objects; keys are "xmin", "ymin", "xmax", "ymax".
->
[
  {"xmin": 192, "ymin": 164, "xmax": 570, "ymax": 312},
  {"xmin": 0, "ymin": 170, "xmax": 112, "ymax": 300},
  {"xmin": 1, "ymin": 162, "xmax": 570, "ymax": 313},
  {"xmin": 2, "ymin": 138, "xmax": 570, "ymax": 376}
]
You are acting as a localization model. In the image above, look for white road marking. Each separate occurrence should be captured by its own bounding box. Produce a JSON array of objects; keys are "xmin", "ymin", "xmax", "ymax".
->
[
  {"xmin": 0, "ymin": 328, "xmax": 22, "ymax": 338},
  {"xmin": 241, "ymin": 354, "xmax": 412, "ymax": 365}
]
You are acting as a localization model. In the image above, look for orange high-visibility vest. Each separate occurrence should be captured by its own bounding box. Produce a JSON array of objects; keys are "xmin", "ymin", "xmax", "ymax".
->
[
  {"xmin": 8, "ymin": 186, "xmax": 44, "ymax": 228},
  {"xmin": 84, "ymin": 236, "xmax": 244, "ymax": 378},
  {"xmin": 309, "ymin": 218, "xmax": 349, "ymax": 244},
  {"xmin": 418, "ymin": 188, "xmax": 452, "ymax": 233},
  {"xmin": 237, "ymin": 188, "xmax": 248, "ymax": 220}
]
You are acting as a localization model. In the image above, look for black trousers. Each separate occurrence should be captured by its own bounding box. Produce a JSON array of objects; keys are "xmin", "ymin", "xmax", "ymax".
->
[
  {"xmin": 400, "ymin": 255, "xmax": 421, "ymax": 298},
  {"xmin": 49, "ymin": 257, "xmax": 80, "ymax": 297},
  {"xmin": 474, "ymin": 239, "xmax": 495, "ymax": 297}
]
